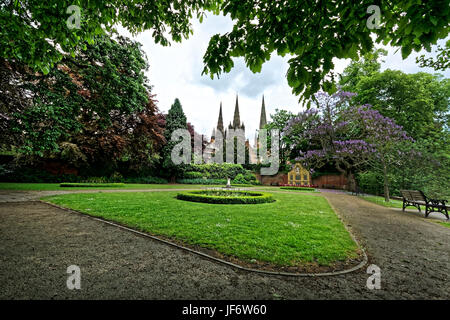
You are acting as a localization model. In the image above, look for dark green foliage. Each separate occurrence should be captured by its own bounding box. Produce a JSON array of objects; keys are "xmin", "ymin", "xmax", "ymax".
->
[
  {"xmin": 123, "ymin": 176, "xmax": 168, "ymax": 184},
  {"xmin": 232, "ymin": 173, "xmax": 247, "ymax": 184},
  {"xmin": 0, "ymin": 165, "xmax": 167, "ymax": 184},
  {"xmin": 183, "ymin": 163, "xmax": 247, "ymax": 179},
  {"xmin": 2, "ymin": 35, "xmax": 151, "ymax": 156},
  {"xmin": 243, "ymin": 172, "xmax": 258, "ymax": 183},
  {"xmin": 182, "ymin": 171, "xmax": 205, "ymax": 179},
  {"xmin": 202, "ymin": 0, "xmax": 449, "ymax": 102},
  {"xmin": 340, "ymin": 48, "xmax": 450, "ymax": 200},
  {"xmin": 280, "ymin": 187, "xmax": 316, "ymax": 192},
  {"xmin": 416, "ymin": 39, "xmax": 450, "ymax": 71},
  {"xmin": 162, "ymin": 98, "xmax": 188, "ymax": 178},
  {"xmin": 180, "ymin": 164, "xmax": 259, "ymax": 184},
  {"xmin": 356, "ymin": 171, "xmax": 384, "ymax": 195},
  {"xmin": 2, "ymin": 34, "xmax": 165, "ymax": 179},
  {"xmin": 176, "ymin": 190, "xmax": 275, "ymax": 204},
  {"xmin": 4, "ymin": 1, "xmax": 448, "ymax": 102},
  {"xmin": 60, "ymin": 183, "xmax": 125, "ymax": 188},
  {"xmin": 340, "ymin": 49, "xmax": 449, "ymax": 141},
  {"xmin": 1, "ymin": 0, "xmax": 216, "ymax": 74},
  {"xmin": 176, "ymin": 178, "xmax": 227, "ymax": 185},
  {"xmin": 352, "ymin": 71, "xmax": 449, "ymax": 141},
  {"xmin": 0, "ymin": 167, "xmax": 80, "ymax": 183}
]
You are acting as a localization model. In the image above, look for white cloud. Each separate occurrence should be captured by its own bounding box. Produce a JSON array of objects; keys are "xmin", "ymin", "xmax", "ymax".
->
[{"xmin": 118, "ymin": 15, "xmax": 449, "ymax": 143}]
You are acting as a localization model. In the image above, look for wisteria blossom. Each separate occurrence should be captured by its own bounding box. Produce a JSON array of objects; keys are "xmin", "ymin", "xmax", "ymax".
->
[{"xmin": 283, "ymin": 90, "xmax": 412, "ymax": 201}]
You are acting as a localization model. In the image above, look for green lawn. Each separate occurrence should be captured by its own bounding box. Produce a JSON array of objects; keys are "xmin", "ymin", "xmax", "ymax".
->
[
  {"xmin": 359, "ymin": 195, "xmax": 403, "ymax": 208},
  {"xmin": 43, "ymin": 191, "xmax": 359, "ymax": 266},
  {"xmin": 0, "ymin": 182, "xmax": 225, "ymax": 191}
]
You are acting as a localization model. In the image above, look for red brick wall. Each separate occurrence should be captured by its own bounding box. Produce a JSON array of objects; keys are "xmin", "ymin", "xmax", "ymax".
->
[
  {"xmin": 255, "ymin": 172, "xmax": 288, "ymax": 186},
  {"xmin": 312, "ymin": 174, "xmax": 348, "ymax": 189}
]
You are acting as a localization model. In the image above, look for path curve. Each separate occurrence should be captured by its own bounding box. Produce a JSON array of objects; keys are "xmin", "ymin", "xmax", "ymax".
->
[{"xmin": 0, "ymin": 190, "xmax": 448, "ymax": 299}]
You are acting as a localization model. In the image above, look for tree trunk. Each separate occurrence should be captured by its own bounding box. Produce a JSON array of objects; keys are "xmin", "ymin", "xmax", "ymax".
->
[
  {"xmin": 347, "ymin": 172, "xmax": 356, "ymax": 192},
  {"xmin": 383, "ymin": 163, "xmax": 390, "ymax": 202}
]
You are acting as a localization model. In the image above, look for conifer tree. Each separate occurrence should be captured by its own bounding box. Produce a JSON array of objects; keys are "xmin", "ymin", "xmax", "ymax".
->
[{"xmin": 162, "ymin": 98, "xmax": 188, "ymax": 180}]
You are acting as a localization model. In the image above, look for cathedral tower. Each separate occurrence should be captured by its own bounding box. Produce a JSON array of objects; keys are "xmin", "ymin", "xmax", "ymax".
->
[{"xmin": 259, "ymin": 95, "xmax": 267, "ymax": 130}]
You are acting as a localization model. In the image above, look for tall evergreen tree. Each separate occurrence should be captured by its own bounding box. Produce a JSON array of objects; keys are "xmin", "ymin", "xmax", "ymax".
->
[{"xmin": 162, "ymin": 98, "xmax": 188, "ymax": 180}]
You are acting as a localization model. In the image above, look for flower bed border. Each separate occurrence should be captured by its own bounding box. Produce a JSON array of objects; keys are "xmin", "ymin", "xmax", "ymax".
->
[
  {"xmin": 177, "ymin": 190, "xmax": 275, "ymax": 204},
  {"xmin": 280, "ymin": 186, "xmax": 316, "ymax": 191}
]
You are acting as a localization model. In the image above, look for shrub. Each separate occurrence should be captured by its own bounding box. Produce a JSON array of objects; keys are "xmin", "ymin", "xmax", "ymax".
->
[
  {"xmin": 280, "ymin": 186, "xmax": 316, "ymax": 191},
  {"xmin": 233, "ymin": 173, "xmax": 247, "ymax": 184},
  {"xmin": 82, "ymin": 176, "xmax": 109, "ymax": 183},
  {"xmin": 176, "ymin": 190, "xmax": 275, "ymax": 204},
  {"xmin": 110, "ymin": 171, "xmax": 124, "ymax": 182},
  {"xmin": 0, "ymin": 164, "xmax": 13, "ymax": 177},
  {"xmin": 60, "ymin": 183, "xmax": 125, "ymax": 188},
  {"xmin": 356, "ymin": 171, "xmax": 384, "ymax": 195},
  {"xmin": 183, "ymin": 171, "xmax": 205, "ymax": 179},
  {"xmin": 244, "ymin": 172, "xmax": 257, "ymax": 182},
  {"xmin": 176, "ymin": 178, "xmax": 227, "ymax": 185},
  {"xmin": 183, "ymin": 163, "xmax": 247, "ymax": 179},
  {"xmin": 0, "ymin": 167, "xmax": 81, "ymax": 183},
  {"xmin": 124, "ymin": 176, "xmax": 168, "ymax": 184}
]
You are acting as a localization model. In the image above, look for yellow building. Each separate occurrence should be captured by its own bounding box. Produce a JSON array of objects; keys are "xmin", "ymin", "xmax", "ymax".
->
[{"xmin": 288, "ymin": 163, "xmax": 311, "ymax": 186}]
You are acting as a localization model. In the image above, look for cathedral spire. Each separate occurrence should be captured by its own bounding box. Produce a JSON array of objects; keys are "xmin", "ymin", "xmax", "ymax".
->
[
  {"xmin": 217, "ymin": 101, "xmax": 224, "ymax": 134},
  {"xmin": 259, "ymin": 95, "xmax": 267, "ymax": 129},
  {"xmin": 233, "ymin": 94, "xmax": 241, "ymax": 128}
]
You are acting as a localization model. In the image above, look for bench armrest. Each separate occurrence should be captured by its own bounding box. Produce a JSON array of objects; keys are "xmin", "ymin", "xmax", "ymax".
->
[{"xmin": 429, "ymin": 198, "xmax": 448, "ymax": 206}]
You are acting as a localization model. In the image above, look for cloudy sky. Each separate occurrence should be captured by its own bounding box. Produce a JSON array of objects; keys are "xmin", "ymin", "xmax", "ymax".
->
[{"xmin": 119, "ymin": 13, "xmax": 449, "ymax": 141}]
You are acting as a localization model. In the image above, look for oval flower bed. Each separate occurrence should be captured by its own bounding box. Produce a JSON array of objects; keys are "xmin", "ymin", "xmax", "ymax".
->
[{"xmin": 177, "ymin": 190, "xmax": 275, "ymax": 204}]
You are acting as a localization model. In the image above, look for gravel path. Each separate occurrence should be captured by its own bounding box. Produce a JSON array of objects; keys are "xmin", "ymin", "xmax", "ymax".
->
[
  {"xmin": 0, "ymin": 189, "xmax": 205, "ymax": 203},
  {"xmin": 0, "ymin": 191, "xmax": 448, "ymax": 299}
]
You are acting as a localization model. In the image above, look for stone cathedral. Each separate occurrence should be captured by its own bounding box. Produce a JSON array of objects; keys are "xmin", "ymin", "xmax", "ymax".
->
[
  {"xmin": 206, "ymin": 95, "xmax": 267, "ymax": 164},
  {"xmin": 210, "ymin": 94, "xmax": 267, "ymax": 141}
]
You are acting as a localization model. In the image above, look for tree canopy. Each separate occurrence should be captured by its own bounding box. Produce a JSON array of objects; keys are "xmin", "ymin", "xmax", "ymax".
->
[
  {"xmin": 416, "ymin": 39, "xmax": 450, "ymax": 71},
  {"xmin": 340, "ymin": 49, "xmax": 450, "ymax": 141},
  {"xmin": 353, "ymin": 71, "xmax": 449, "ymax": 141},
  {"xmin": 2, "ymin": 0, "xmax": 449, "ymax": 101},
  {"xmin": 284, "ymin": 91, "xmax": 412, "ymax": 199},
  {"xmin": 201, "ymin": 0, "xmax": 449, "ymax": 102},
  {"xmin": 0, "ymin": 0, "xmax": 216, "ymax": 73},
  {"xmin": 1, "ymin": 35, "xmax": 151, "ymax": 155},
  {"xmin": 1, "ymin": 34, "xmax": 165, "ymax": 176},
  {"xmin": 162, "ymin": 98, "xmax": 188, "ymax": 178}
]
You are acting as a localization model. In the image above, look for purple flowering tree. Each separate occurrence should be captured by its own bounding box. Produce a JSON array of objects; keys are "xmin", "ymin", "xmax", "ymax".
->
[{"xmin": 284, "ymin": 91, "xmax": 412, "ymax": 201}]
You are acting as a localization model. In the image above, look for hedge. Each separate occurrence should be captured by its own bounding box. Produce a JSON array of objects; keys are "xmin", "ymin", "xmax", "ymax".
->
[
  {"xmin": 182, "ymin": 171, "xmax": 205, "ymax": 179},
  {"xmin": 280, "ymin": 187, "xmax": 316, "ymax": 191},
  {"xmin": 176, "ymin": 190, "xmax": 275, "ymax": 204},
  {"xmin": 182, "ymin": 163, "xmax": 247, "ymax": 179},
  {"xmin": 60, "ymin": 183, "xmax": 125, "ymax": 188},
  {"xmin": 123, "ymin": 176, "xmax": 168, "ymax": 184},
  {"xmin": 176, "ymin": 178, "xmax": 227, "ymax": 185}
]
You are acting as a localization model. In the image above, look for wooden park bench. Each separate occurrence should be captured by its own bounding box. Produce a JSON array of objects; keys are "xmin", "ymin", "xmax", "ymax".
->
[{"xmin": 400, "ymin": 190, "xmax": 449, "ymax": 220}]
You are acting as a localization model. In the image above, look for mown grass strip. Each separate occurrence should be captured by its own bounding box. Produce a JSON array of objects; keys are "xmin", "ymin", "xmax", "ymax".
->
[{"xmin": 43, "ymin": 191, "xmax": 359, "ymax": 266}]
